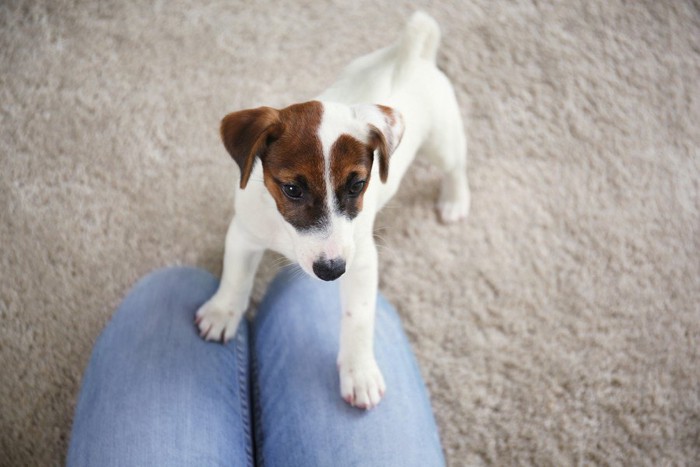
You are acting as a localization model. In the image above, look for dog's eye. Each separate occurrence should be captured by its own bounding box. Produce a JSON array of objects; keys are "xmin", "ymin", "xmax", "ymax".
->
[
  {"xmin": 348, "ymin": 180, "xmax": 366, "ymax": 197},
  {"xmin": 282, "ymin": 184, "xmax": 303, "ymax": 199}
]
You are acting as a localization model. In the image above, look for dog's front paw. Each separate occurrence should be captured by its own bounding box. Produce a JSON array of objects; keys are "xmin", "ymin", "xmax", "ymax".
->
[
  {"xmin": 338, "ymin": 356, "xmax": 386, "ymax": 410},
  {"xmin": 195, "ymin": 299, "xmax": 242, "ymax": 343}
]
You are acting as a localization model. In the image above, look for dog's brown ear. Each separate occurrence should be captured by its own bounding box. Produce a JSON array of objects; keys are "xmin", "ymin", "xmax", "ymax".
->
[
  {"xmin": 352, "ymin": 104, "xmax": 405, "ymax": 183},
  {"xmin": 220, "ymin": 107, "xmax": 283, "ymax": 189},
  {"xmin": 368, "ymin": 123, "xmax": 392, "ymax": 183}
]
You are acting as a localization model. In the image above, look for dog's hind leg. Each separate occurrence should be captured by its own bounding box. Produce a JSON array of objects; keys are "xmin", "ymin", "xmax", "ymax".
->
[{"xmin": 421, "ymin": 98, "xmax": 471, "ymax": 223}]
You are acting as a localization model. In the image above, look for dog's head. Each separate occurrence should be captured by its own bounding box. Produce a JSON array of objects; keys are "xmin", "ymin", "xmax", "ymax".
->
[{"xmin": 220, "ymin": 100, "xmax": 404, "ymax": 281}]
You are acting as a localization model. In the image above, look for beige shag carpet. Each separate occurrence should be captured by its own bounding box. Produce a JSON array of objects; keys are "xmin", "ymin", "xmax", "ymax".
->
[{"xmin": 1, "ymin": 1, "xmax": 699, "ymax": 465}]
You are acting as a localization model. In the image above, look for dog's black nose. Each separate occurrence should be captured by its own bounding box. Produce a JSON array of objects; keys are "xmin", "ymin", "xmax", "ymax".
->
[{"xmin": 312, "ymin": 258, "xmax": 346, "ymax": 281}]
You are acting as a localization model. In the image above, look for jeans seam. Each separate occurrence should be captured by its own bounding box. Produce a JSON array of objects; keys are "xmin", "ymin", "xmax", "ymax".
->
[
  {"xmin": 236, "ymin": 326, "xmax": 254, "ymax": 467},
  {"xmin": 251, "ymin": 326, "xmax": 265, "ymax": 467}
]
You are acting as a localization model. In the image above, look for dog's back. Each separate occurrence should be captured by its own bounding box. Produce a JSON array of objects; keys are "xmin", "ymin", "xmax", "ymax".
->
[
  {"xmin": 318, "ymin": 12, "xmax": 467, "ymax": 215},
  {"xmin": 318, "ymin": 12, "xmax": 443, "ymax": 106}
]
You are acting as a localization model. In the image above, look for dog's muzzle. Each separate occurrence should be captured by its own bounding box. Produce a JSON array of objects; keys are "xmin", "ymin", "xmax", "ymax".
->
[{"xmin": 312, "ymin": 257, "xmax": 346, "ymax": 281}]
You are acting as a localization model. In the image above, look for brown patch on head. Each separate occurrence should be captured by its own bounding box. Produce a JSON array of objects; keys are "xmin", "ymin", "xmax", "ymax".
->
[
  {"xmin": 330, "ymin": 134, "xmax": 374, "ymax": 219},
  {"xmin": 260, "ymin": 101, "xmax": 330, "ymax": 231},
  {"xmin": 220, "ymin": 101, "xmax": 329, "ymax": 231}
]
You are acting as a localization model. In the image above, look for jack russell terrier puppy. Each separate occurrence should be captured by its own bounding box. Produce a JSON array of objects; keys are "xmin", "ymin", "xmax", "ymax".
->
[{"xmin": 196, "ymin": 11, "xmax": 470, "ymax": 409}]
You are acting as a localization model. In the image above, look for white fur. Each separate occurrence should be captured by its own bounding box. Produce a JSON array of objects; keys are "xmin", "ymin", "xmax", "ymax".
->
[{"xmin": 196, "ymin": 11, "xmax": 470, "ymax": 409}]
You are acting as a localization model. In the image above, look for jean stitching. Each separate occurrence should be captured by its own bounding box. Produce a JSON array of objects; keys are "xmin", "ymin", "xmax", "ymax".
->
[
  {"xmin": 251, "ymin": 326, "xmax": 265, "ymax": 467},
  {"xmin": 235, "ymin": 327, "xmax": 254, "ymax": 467}
]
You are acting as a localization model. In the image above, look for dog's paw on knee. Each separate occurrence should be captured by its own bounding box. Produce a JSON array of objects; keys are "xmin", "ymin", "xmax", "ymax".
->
[
  {"xmin": 195, "ymin": 299, "xmax": 242, "ymax": 343},
  {"xmin": 338, "ymin": 357, "xmax": 386, "ymax": 410}
]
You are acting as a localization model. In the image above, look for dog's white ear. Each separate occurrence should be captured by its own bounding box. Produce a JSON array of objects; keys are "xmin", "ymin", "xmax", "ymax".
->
[
  {"xmin": 352, "ymin": 104, "xmax": 405, "ymax": 183},
  {"xmin": 220, "ymin": 107, "xmax": 283, "ymax": 189}
]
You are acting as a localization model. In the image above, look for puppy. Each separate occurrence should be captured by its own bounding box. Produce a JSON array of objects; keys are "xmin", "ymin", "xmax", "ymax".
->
[{"xmin": 196, "ymin": 11, "xmax": 470, "ymax": 409}]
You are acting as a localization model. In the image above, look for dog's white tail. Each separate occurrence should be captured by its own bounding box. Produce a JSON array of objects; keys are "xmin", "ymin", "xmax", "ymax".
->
[{"xmin": 392, "ymin": 11, "xmax": 441, "ymax": 84}]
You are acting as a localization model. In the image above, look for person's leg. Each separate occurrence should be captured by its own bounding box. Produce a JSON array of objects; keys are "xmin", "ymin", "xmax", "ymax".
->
[
  {"xmin": 251, "ymin": 267, "xmax": 445, "ymax": 467},
  {"xmin": 67, "ymin": 267, "xmax": 253, "ymax": 467}
]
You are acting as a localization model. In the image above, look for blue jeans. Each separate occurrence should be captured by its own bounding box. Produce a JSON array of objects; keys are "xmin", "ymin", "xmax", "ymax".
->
[{"xmin": 67, "ymin": 267, "xmax": 445, "ymax": 466}]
